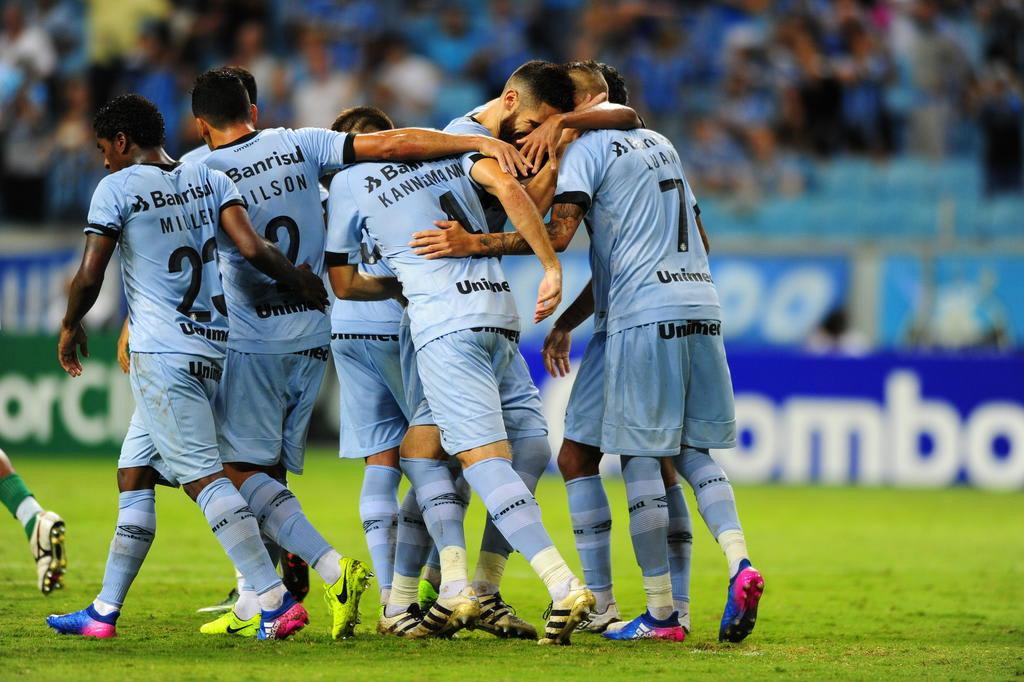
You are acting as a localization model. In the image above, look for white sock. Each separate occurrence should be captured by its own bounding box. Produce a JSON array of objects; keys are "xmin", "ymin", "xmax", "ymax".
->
[
  {"xmin": 313, "ymin": 549, "xmax": 342, "ymax": 585},
  {"xmin": 529, "ymin": 546, "xmax": 575, "ymax": 602},
  {"xmin": 386, "ymin": 574, "xmax": 419, "ymax": 616},
  {"xmin": 472, "ymin": 550, "xmax": 506, "ymax": 596},
  {"xmin": 15, "ymin": 496, "xmax": 42, "ymax": 529},
  {"xmin": 234, "ymin": 587, "xmax": 259, "ymax": 620},
  {"xmin": 234, "ymin": 569, "xmax": 244, "ymax": 594},
  {"xmin": 380, "ymin": 587, "xmax": 391, "ymax": 605},
  {"xmin": 718, "ymin": 529, "xmax": 749, "ymax": 577},
  {"xmin": 257, "ymin": 582, "xmax": 287, "ymax": 612},
  {"xmin": 91, "ymin": 598, "xmax": 119, "ymax": 616},
  {"xmin": 675, "ymin": 599, "xmax": 691, "ymax": 630},
  {"xmin": 592, "ymin": 588, "xmax": 615, "ymax": 613},
  {"xmin": 438, "ymin": 546, "xmax": 468, "ymax": 599},
  {"xmin": 642, "ymin": 573, "xmax": 674, "ymax": 621}
]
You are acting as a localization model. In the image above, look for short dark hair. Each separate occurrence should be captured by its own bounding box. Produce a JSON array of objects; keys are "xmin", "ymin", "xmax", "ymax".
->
[
  {"xmin": 224, "ymin": 65, "xmax": 258, "ymax": 106},
  {"xmin": 93, "ymin": 94, "xmax": 165, "ymax": 147},
  {"xmin": 191, "ymin": 68, "xmax": 252, "ymax": 128},
  {"xmin": 595, "ymin": 62, "xmax": 629, "ymax": 106},
  {"xmin": 506, "ymin": 60, "xmax": 574, "ymax": 113},
  {"xmin": 331, "ymin": 106, "xmax": 394, "ymax": 133}
]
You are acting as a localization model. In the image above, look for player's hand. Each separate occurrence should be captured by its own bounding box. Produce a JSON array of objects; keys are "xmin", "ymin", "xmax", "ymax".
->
[
  {"xmin": 116, "ymin": 321, "xmax": 130, "ymax": 374},
  {"xmin": 58, "ymin": 322, "xmax": 89, "ymax": 377},
  {"xmin": 517, "ymin": 92, "xmax": 607, "ymax": 170},
  {"xmin": 476, "ymin": 137, "xmax": 531, "ymax": 177},
  {"xmin": 293, "ymin": 263, "xmax": 329, "ymax": 312},
  {"xmin": 535, "ymin": 267, "xmax": 562, "ymax": 323},
  {"xmin": 542, "ymin": 325, "xmax": 572, "ymax": 378},
  {"xmin": 410, "ymin": 220, "xmax": 476, "ymax": 259}
]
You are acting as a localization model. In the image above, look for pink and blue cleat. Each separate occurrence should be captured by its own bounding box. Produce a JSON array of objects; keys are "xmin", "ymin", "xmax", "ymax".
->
[
  {"xmin": 602, "ymin": 610, "xmax": 686, "ymax": 641},
  {"xmin": 257, "ymin": 592, "xmax": 309, "ymax": 640},
  {"xmin": 46, "ymin": 605, "xmax": 118, "ymax": 638},
  {"xmin": 719, "ymin": 559, "xmax": 764, "ymax": 642}
]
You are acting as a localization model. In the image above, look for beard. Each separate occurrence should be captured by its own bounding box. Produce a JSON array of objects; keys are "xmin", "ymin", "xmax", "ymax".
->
[{"xmin": 497, "ymin": 116, "xmax": 520, "ymax": 144}]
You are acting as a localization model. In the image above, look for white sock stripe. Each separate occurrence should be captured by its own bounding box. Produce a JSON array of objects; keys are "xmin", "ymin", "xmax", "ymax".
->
[
  {"xmin": 570, "ymin": 508, "xmax": 612, "ymax": 526},
  {"xmin": 689, "ymin": 463, "xmax": 729, "ymax": 485},
  {"xmin": 203, "ymin": 491, "xmax": 247, "ymax": 520},
  {"xmin": 696, "ymin": 486, "xmax": 736, "ymax": 508},
  {"xmin": 625, "ymin": 479, "xmax": 666, "ymax": 497},
  {"xmin": 479, "ymin": 481, "xmax": 531, "ymax": 511},
  {"xmin": 629, "ymin": 509, "xmax": 668, "ymax": 535},
  {"xmin": 15, "ymin": 497, "xmax": 43, "ymax": 527}
]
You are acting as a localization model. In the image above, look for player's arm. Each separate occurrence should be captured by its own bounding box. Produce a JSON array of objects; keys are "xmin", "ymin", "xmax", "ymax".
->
[
  {"xmin": 542, "ymin": 282, "xmax": 596, "ymax": 378},
  {"xmin": 518, "ymin": 95, "xmax": 640, "ymax": 169},
  {"xmin": 328, "ymin": 263, "xmax": 402, "ymax": 302},
  {"xmin": 352, "ymin": 130, "xmax": 530, "ymax": 177},
  {"xmin": 219, "ymin": 204, "xmax": 328, "ymax": 311},
  {"xmin": 59, "ymin": 233, "xmax": 117, "ymax": 376}
]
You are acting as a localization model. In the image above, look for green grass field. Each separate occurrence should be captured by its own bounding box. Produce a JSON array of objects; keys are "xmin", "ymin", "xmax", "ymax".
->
[{"xmin": 1, "ymin": 450, "xmax": 1021, "ymax": 680}]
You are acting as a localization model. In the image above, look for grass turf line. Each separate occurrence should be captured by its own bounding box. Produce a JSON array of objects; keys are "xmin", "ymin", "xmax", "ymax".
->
[{"xmin": 0, "ymin": 450, "xmax": 1021, "ymax": 680}]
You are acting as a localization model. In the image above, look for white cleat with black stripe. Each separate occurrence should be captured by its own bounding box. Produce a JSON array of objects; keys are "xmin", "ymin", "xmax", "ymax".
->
[
  {"xmin": 405, "ymin": 587, "xmax": 480, "ymax": 639},
  {"xmin": 31, "ymin": 511, "xmax": 67, "ymax": 595},
  {"xmin": 377, "ymin": 604, "xmax": 424, "ymax": 637},
  {"xmin": 538, "ymin": 581, "xmax": 595, "ymax": 646},
  {"xmin": 472, "ymin": 592, "xmax": 537, "ymax": 640}
]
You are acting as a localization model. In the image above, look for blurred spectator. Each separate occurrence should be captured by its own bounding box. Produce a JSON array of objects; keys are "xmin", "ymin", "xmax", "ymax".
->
[
  {"xmin": 230, "ymin": 21, "xmax": 280, "ymax": 95},
  {"xmin": 419, "ymin": 6, "xmax": 487, "ymax": 77},
  {"xmin": 0, "ymin": 4, "xmax": 56, "ymax": 81},
  {"xmin": 370, "ymin": 33, "xmax": 441, "ymax": 127},
  {"xmin": 122, "ymin": 22, "xmax": 181, "ymax": 148},
  {"xmin": 805, "ymin": 307, "xmax": 870, "ymax": 356},
  {"xmin": 49, "ymin": 78, "xmax": 100, "ymax": 220},
  {"xmin": 292, "ymin": 30, "xmax": 359, "ymax": 128},
  {"xmin": 2, "ymin": 87, "xmax": 51, "ymax": 222},
  {"xmin": 976, "ymin": 65, "xmax": 1023, "ymax": 195}
]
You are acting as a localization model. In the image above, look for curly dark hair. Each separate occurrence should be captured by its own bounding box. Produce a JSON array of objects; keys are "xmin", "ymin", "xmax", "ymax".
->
[
  {"xmin": 595, "ymin": 62, "xmax": 630, "ymax": 106},
  {"xmin": 93, "ymin": 94, "xmax": 165, "ymax": 147},
  {"xmin": 191, "ymin": 68, "xmax": 252, "ymax": 128},
  {"xmin": 331, "ymin": 106, "xmax": 394, "ymax": 133},
  {"xmin": 507, "ymin": 60, "xmax": 575, "ymax": 113}
]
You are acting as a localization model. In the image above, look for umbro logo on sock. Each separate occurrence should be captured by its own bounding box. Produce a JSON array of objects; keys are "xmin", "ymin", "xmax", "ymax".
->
[{"xmin": 116, "ymin": 524, "xmax": 154, "ymax": 539}]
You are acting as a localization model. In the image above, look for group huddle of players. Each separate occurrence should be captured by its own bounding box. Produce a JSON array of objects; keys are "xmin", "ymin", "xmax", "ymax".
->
[{"xmin": 32, "ymin": 57, "xmax": 764, "ymax": 645}]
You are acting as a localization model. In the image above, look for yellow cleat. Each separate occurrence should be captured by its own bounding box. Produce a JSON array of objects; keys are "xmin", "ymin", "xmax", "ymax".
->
[
  {"xmin": 199, "ymin": 610, "xmax": 259, "ymax": 637},
  {"xmin": 323, "ymin": 557, "xmax": 373, "ymax": 639}
]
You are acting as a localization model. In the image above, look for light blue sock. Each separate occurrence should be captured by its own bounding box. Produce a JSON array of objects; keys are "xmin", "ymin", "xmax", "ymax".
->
[
  {"xmin": 394, "ymin": 488, "xmax": 433, "ymax": 581},
  {"xmin": 239, "ymin": 473, "xmax": 334, "ymax": 578},
  {"xmin": 400, "ymin": 458, "xmax": 467, "ymax": 554},
  {"xmin": 676, "ymin": 447, "xmax": 742, "ymax": 537},
  {"xmin": 197, "ymin": 477, "xmax": 281, "ymax": 595},
  {"xmin": 359, "ymin": 465, "xmax": 400, "ymax": 591},
  {"xmin": 665, "ymin": 483, "xmax": 692, "ymax": 623},
  {"xmin": 622, "ymin": 456, "xmax": 672, "ymax": 619},
  {"xmin": 479, "ymin": 435, "xmax": 551, "ymax": 558},
  {"xmin": 96, "ymin": 489, "xmax": 156, "ymax": 608},
  {"xmin": 462, "ymin": 457, "xmax": 553, "ymax": 562},
  {"xmin": 566, "ymin": 474, "xmax": 613, "ymax": 594}
]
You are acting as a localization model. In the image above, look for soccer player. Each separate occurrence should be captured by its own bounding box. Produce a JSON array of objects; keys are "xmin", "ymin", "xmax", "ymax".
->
[
  {"xmin": 185, "ymin": 68, "xmax": 529, "ymax": 638},
  {"xmin": 326, "ymin": 119, "xmax": 594, "ymax": 645},
  {"xmin": 47, "ymin": 93, "xmax": 327, "ymax": 640},
  {"xmin": 0, "ymin": 448, "xmax": 66, "ymax": 594}
]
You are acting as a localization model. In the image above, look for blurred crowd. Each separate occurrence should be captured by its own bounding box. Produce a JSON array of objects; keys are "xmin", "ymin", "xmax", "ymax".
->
[{"xmin": 0, "ymin": 0, "xmax": 1021, "ymax": 225}]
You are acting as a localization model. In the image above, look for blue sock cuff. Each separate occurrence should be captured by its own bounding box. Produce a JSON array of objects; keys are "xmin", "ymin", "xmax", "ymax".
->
[
  {"xmin": 566, "ymin": 474, "xmax": 602, "ymax": 489},
  {"xmin": 195, "ymin": 477, "xmax": 233, "ymax": 512},
  {"xmin": 461, "ymin": 456, "xmax": 506, "ymax": 475},
  {"xmin": 238, "ymin": 472, "xmax": 274, "ymax": 501},
  {"xmin": 86, "ymin": 604, "xmax": 119, "ymax": 624},
  {"xmin": 364, "ymin": 464, "xmax": 401, "ymax": 479},
  {"xmin": 118, "ymin": 489, "xmax": 155, "ymax": 507}
]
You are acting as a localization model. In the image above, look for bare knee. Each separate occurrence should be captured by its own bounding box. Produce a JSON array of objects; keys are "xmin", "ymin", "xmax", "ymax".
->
[
  {"xmin": 400, "ymin": 426, "xmax": 447, "ymax": 461},
  {"xmin": 117, "ymin": 466, "xmax": 160, "ymax": 493},
  {"xmin": 182, "ymin": 471, "xmax": 227, "ymax": 501},
  {"xmin": 557, "ymin": 439, "xmax": 602, "ymax": 481},
  {"xmin": 365, "ymin": 447, "xmax": 400, "ymax": 469}
]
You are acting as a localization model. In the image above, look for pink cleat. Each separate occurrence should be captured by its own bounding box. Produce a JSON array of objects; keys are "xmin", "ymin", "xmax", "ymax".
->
[
  {"xmin": 47, "ymin": 605, "xmax": 118, "ymax": 638},
  {"xmin": 257, "ymin": 593, "xmax": 309, "ymax": 640},
  {"xmin": 719, "ymin": 560, "xmax": 764, "ymax": 642}
]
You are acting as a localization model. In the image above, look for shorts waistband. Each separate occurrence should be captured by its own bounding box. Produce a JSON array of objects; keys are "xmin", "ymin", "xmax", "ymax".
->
[
  {"xmin": 469, "ymin": 327, "xmax": 520, "ymax": 343},
  {"xmin": 331, "ymin": 333, "xmax": 400, "ymax": 341}
]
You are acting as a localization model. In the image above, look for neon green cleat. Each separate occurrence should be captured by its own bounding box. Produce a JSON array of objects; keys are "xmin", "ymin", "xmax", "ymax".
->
[
  {"xmin": 199, "ymin": 609, "xmax": 259, "ymax": 637},
  {"xmin": 323, "ymin": 557, "xmax": 373, "ymax": 639},
  {"xmin": 418, "ymin": 578, "xmax": 439, "ymax": 611}
]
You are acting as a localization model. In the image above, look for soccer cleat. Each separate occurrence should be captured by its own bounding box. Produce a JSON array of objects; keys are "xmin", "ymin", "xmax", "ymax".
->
[
  {"xmin": 196, "ymin": 587, "xmax": 239, "ymax": 614},
  {"xmin": 283, "ymin": 552, "xmax": 310, "ymax": 603},
  {"xmin": 719, "ymin": 561, "xmax": 765, "ymax": 643},
  {"xmin": 46, "ymin": 605, "xmax": 117, "ymax": 638},
  {"xmin": 377, "ymin": 603, "xmax": 423, "ymax": 637},
  {"xmin": 322, "ymin": 556, "xmax": 373, "ymax": 639},
  {"xmin": 199, "ymin": 609, "xmax": 259, "ymax": 637},
  {"xmin": 31, "ymin": 511, "xmax": 66, "ymax": 595},
  {"xmin": 472, "ymin": 592, "xmax": 537, "ymax": 640},
  {"xmin": 538, "ymin": 581, "xmax": 595, "ymax": 646},
  {"xmin": 602, "ymin": 610, "xmax": 686, "ymax": 641},
  {"xmin": 576, "ymin": 600, "xmax": 621, "ymax": 633},
  {"xmin": 418, "ymin": 578, "xmax": 438, "ymax": 612},
  {"xmin": 257, "ymin": 592, "xmax": 309, "ymax": 640},
  {"xmin": 405, "ymin": 587, "xmax": 479, "ymax": 639}
]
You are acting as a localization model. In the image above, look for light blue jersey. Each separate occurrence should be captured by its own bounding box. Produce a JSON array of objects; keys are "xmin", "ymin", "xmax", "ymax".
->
[
  {"xmin": 555, "ymin": 128, "xmax": 718, "ymax": 335},
  {"xmin": 200, "ymin": 127, "xmax": 353, "ymax": 353},
  {"xmin": 327, "ymin": 200, "xmax": 403, "ymax": 336},
  {"xmin": 444, "ymin": 106, "xmax": 507, "ymax": 233},
  {"xmin": 325, "ymin": 154, "xmax": 519, "ymax": 350},
  {"xmin": 178, "ymin": 144, "xmax": 211, "ymax": 164},
  {"xmin": 85, "ymin": 161, "xmax": 242, "ymax": 357}
]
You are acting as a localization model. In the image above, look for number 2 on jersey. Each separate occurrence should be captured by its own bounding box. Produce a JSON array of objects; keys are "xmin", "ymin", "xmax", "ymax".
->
[{"xmin": 659, "ymin": 179, "xmax": 689, "ymax": 253}]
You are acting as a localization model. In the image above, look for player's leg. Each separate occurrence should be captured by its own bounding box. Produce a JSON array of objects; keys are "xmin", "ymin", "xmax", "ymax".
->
[
  {"xmin": 360, "ymin": 452, "xmax": 401, "ymax": 605},
  {"xmin": 0, "ymin": 447, "xmax": 66, "ymax": 594},
  {"xmin": 662, "ymin": 459, "xmax": 693, "ymax": 631},
  {"xmin": 673, "ymin": 323, "xmax": 763, "ymax": 642},
  {"xmin": 600, "ymin": 323, "xmax": 687, "ymax": 642}
]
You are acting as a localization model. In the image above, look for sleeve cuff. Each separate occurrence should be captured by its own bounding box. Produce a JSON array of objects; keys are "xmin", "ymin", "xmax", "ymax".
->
[
  {"xmin": 325, "ymin": 251, "xmax": 351, "ymax": 266},
  {"xmin": 85, "ymin": 223, "xmax": 119, "ymax": 238},
  {"xmin": 343, "ymin": 134, "xmax": 357, "ymax": 165},
  {"xmin": 220, "ymin": 198, "xmax": 246, "ymax": 211},
  {"xmin": 552, "ymin": 191, "xmax": 592, "ymax": 213}
]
